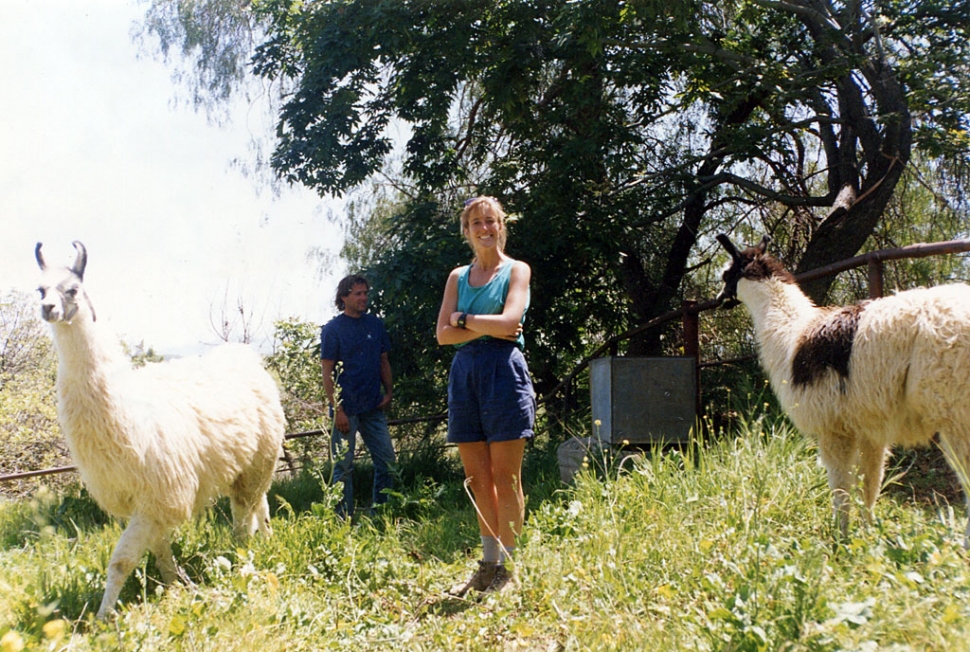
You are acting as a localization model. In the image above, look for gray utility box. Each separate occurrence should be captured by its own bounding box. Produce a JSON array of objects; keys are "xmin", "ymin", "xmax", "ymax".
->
[{"xmin": 590, "ymin": 356, "xmax": 697, "ymax": 445}]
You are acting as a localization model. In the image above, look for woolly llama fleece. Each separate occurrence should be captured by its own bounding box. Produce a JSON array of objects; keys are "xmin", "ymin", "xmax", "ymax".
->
[
  {"xmin": 716, "ymin": 234, "xmax": 970, "ymax": 544},
  {"xmin": 36, "ymin": 241, "xmax": 286, "ymax": 619}
]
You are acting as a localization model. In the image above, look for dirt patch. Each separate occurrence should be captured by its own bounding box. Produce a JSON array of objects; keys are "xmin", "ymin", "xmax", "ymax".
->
[{"xmin": 885, "ymin": 442, "xmax": 964, "ymax": 507}]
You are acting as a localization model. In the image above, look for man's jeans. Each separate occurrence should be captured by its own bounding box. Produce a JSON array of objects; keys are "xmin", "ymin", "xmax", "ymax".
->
[{"xmin": 330, "ymin": 408, "xmax": 396, "ymax": 517}]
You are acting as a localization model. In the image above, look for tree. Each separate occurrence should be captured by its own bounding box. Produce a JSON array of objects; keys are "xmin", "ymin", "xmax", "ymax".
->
[
  {"xmin": 137, "ymin": 0, "xmax": 260, "ymax": 117},
  {"xmin": 0, "ymin": 291, "xmax": 63, "ymax": 495},
  {"xmin": 141, "ymin": 0, "xmax": 970, "ymax": 407},
  {"xmin": 0, "ymin": 290, "xmax": 52, "ymax": 383},
  {"xmin": 265, "ymin": 318, "xmax": 329, "ymax": 467}
]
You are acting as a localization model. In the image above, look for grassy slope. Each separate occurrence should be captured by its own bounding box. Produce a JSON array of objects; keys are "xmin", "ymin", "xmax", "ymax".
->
[{"xmin": 2, "ymin": 420, "xmax": 970, "ymax": 651}]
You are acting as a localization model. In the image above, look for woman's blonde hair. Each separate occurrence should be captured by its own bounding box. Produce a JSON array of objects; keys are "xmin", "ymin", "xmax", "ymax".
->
[{"xmin": 460, "ymin": 196, "xmax": 508, "ymax": 256}]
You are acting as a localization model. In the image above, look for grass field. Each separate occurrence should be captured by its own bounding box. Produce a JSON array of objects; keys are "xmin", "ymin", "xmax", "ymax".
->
[{"xmin": 2, "ymin": 416, "xmax": 970, "ymax": 651}]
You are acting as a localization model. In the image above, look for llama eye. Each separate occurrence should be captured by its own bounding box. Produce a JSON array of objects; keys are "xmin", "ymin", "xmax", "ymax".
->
[
  {"xmin": 65, "ymin": 288, "xmax": 78, "ymax": 298},
  {"xmin": 37, "ymin": 287, "xmax": 46, "ymax": 299}
]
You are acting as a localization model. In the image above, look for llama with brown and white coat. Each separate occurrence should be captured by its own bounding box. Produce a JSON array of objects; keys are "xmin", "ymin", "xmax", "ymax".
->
[
  {"xmin": 716, "ymin": 233, "xmax": 970, "ymax": 544},
  {"xmin": 36, "ymin": 241, "xmax": 286, "ymax": 618}
]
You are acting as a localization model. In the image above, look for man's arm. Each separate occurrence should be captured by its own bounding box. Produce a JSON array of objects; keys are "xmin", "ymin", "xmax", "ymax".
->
[
  {"xmin": 378, "ymin": 351, "xmax": 392, "ymax": 411},
  {"xmin": 321, "ymin": 358, "xmax": 350, "ymax": 434}
]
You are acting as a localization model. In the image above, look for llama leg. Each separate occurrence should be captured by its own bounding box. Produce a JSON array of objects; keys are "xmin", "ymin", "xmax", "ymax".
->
[
  {"xmin": 230, "ymin": 456, "xmax": 275, "ymax": 540},
  {"xmin": 230, "ymin": 492, "xmax": 272, "ymax": 540},
  {"xmin": 254, "ymin": 494, "xmax": 272, "ymax": 536},
  {"xmin": 858, "ymin": 439, "xmax": 889, "ymax": 522},
  {"xmin": 937, "ymin": 432, "xmax": 970, "ymax": 548},
  {"xmin": 147, "ymin": 531, "xmax": 194, "ymax": 587},
  {"xmin": 230, "ymin": 496, "xmax": 256, "ymax": 541},
  {"xmin": 96, "ymin": 515, "xmax": 157, "ymax": 619},
  {"xmin": 818, "ymin": 433, "xmax": 860, "ymax": 539}
]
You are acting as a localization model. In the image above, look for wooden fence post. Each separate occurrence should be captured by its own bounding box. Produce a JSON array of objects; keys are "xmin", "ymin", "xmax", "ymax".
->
[
  {"xmin": 682, "ymin": 300, "xmax": 700, "ymax": 417},
  {"xmin": 868, "ymin": 258, "xmax": 884, "ymax": 299},
  {"xmin": 682, "ymin": 301, "xmax": 699, "ymax": 360}
]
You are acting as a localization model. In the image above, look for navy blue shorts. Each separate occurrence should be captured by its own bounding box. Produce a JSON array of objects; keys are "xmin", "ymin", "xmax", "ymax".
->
[{"xmin": 447, "ymin": 339, "xmax": 536, "ymax": 444}]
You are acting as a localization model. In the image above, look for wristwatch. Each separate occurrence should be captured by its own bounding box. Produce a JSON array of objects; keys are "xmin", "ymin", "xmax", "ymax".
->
[{"xmin": 457, "ymin": 312, "xmax": 468, "ymax": 329}]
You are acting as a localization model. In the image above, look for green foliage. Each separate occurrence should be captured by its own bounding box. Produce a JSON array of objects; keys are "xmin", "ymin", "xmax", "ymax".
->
[
  {"xmin": 886, "ymin": 0, "xmax": 970, "ymax": 160},
  {"xmin": 0, "ymin": 291, "xmax": 66, "ymax": 499},
  {"xmin": 0, "ymin": 290, "xmax": 53, "ymax": 381},
  {"xmin": 338, "ymin": 189, "xmax": 399, "ymax": 273},
  {"xmin": 3, "ymin": 415, "xmax": 970, "ymax": 649},
  {"xmin": 122, "ymin": 341, "xmax": 165, "ymax": 368},
  {"xmin": 137, "ymin": 0, "xmax": 256, "ymax": 115},
  {"xmin": 364, "ymin": 198, "xmax": 463, "ymax": 416},
  {"xmin": 264, "ymin": 318, "xmax": 330, "ymax": 468},
  {"xmin": 265, "ymin": 317, "xmax": 325, "ymax": 432},
  {"xmin": 863, "ymin": 159, "xmax": 970, "ymax": 286}
]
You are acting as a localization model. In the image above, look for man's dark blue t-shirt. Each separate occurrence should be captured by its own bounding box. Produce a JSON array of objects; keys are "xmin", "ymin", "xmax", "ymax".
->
[{"xmin": 320, "ymin": 313, "xmax": 391, "ymax": 416}]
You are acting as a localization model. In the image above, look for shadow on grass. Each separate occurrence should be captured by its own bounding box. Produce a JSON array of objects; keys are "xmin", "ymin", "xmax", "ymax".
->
[{"xmin": 885, "ymin": 440, "xmax": 963, "ymax": 507}]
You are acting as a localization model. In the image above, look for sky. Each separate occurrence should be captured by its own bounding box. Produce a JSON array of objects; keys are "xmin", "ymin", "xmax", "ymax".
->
[{"xmin": 0, "ymin": 0, "xmax": 346, "ymax": 356}]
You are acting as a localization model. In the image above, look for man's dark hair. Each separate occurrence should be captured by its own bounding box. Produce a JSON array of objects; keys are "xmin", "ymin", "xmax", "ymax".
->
[{"xmin": 335, "ymin": 274, "xmax": 370, "ymax": 311}]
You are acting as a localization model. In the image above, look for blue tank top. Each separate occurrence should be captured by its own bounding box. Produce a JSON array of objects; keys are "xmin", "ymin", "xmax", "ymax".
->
[{"xmin": 456, "ymin": 259, "xmax": 529, "ymax": 349}]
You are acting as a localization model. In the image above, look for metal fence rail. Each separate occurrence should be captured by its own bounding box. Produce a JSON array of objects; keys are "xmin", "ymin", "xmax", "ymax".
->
[{"xmin": 1, "ymin": 415, "xmax": 450, "ymax": 484}]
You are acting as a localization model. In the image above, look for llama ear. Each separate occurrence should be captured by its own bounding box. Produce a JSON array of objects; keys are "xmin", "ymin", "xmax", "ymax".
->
[
  {"xmin": 83, "ymin": 289, "xmax": 98, "ymax": 322},
  {"xmin": 716, "ymin": 233, "xmax": 741, "ymax": 261},
  {"xmin": 756, "ymin": 234, "xmax": 771, "ymax": 255},
  {"xmin": 35, "ymin": 242, "xmax": 47, "ymax": 271},
  {"xmin": 71, "ymin": 241, "xmax": 87, "ymax": 280}
]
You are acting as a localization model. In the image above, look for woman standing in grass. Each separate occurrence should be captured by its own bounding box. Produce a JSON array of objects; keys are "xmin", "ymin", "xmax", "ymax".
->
[{"xmin": 436, "ymin": 196, "xmax": 536, "ymax": 596}]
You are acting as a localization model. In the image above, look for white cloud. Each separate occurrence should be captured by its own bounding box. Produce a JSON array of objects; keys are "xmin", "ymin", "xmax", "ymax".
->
[{"xmin": 0, "ymin": 0, "xmax": 346, "ymax": 356}]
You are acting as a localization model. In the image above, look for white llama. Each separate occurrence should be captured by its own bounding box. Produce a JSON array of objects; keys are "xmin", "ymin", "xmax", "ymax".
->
[
  {"xmin": 36, "ymin": 241, "xmax": 286, "ymax": 619},
  {"xmin": 716, "ymin": 233, "xmax": 970, "ymax": 544}
]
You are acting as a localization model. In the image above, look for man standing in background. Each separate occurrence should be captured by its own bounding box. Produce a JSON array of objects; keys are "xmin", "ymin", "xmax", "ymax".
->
[{"xmin": 320, "ymin": 274, "xmax": 395, "ymax": 518}]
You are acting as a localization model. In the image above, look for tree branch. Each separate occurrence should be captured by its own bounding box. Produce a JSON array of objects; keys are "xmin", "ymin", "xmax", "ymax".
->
[{"xmin": 750, "ymin": 0, "xmax": 845, "ymax": 33}]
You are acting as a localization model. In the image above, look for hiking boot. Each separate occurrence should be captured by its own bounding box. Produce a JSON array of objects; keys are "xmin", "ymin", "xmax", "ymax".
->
[
  {"xmin": 482, "ymin": 563, "xmax": 514, "ymax": 594},
  {"xmin": 447, "ymin": 561, "xmax": 498, "ymax": 597}
]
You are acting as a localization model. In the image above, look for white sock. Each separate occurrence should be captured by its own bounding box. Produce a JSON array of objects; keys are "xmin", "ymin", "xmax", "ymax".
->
[{"xmin": 481, "ymin": 536, "xmax": 501, "ymax": 563}]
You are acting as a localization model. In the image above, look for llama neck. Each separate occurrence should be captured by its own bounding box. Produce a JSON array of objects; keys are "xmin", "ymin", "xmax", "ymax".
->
[
  {"xmin": 49, "ymin": 310, "xmax": 140, "ymax": 491},
  {"xmin": 738, "ymin": 278, "xmax": 819, "ymax": 382},
  {"xmin": 50, "ymin": 314, "xmax": 129, "ymax": 398}
]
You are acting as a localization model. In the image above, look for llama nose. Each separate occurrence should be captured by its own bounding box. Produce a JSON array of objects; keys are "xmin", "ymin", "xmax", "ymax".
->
[{"xmin": 41, "ymin": 303, "xmax": 55, "ymax": 321}]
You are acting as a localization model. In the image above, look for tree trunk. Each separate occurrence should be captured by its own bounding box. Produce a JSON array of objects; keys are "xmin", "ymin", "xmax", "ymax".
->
[
  {"xmin": 795, "ymin": 61, "xmax": 912, "ymax": 302},
  {"xmin": 625, "ymin": 96, "xmax": 763, "ymax": 355}
]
